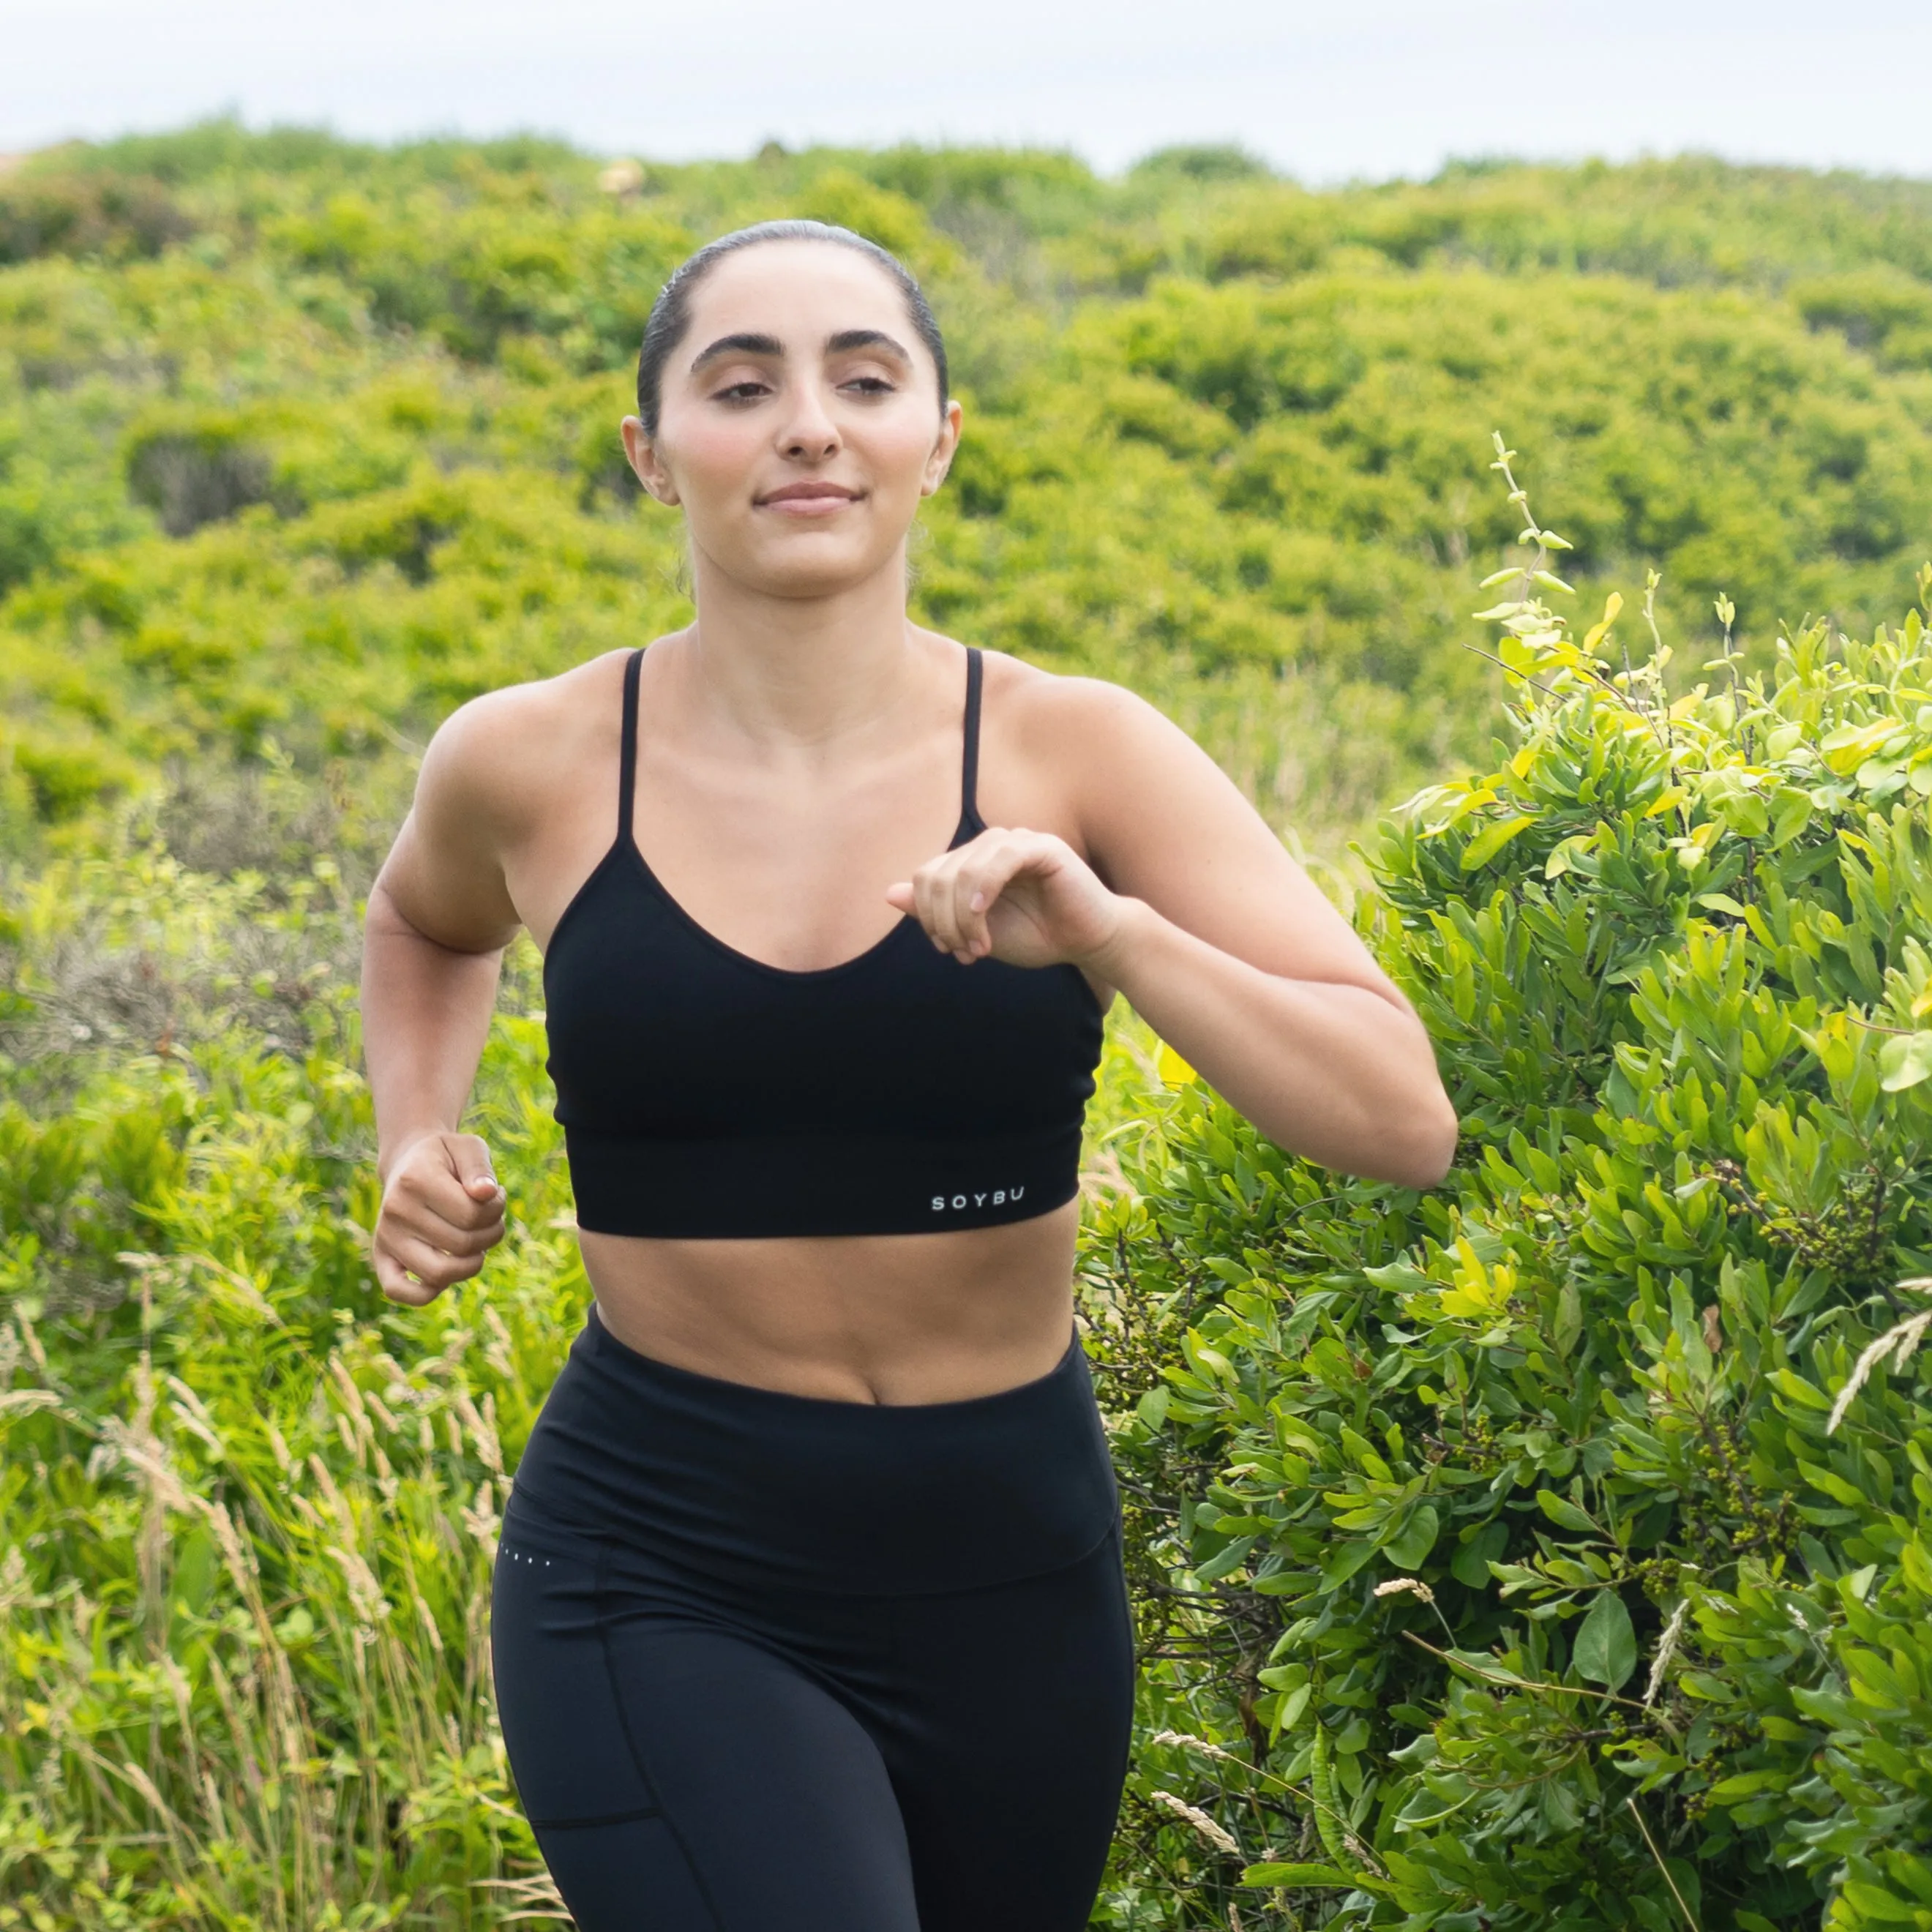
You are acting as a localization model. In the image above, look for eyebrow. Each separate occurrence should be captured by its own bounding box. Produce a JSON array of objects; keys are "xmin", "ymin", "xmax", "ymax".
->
[
  {"xmin": 825, "ymin": 328, "xmax": 913, "ymax": 363},
  {"xmin": 687, "ymin": 328, "xmax": 915, "ymax": 375},
  {"xmin": 689, "ymin": 332, "xmax": 784, "ymax": 372}
]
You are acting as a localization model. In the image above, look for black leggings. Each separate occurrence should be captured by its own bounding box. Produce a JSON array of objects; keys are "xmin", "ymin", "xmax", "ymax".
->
[{"xmin": 491, "ymin": 1306, "xmax": 1134, "ymax": 1931}]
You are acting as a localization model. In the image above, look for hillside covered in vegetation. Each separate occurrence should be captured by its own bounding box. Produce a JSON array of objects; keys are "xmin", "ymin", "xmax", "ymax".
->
[
  {"xmin": 6, "ymin": 127, "xmax": 1932, "ymax": 1932},
  {"xmin": 4, "ymin": 125, "xmax": 1932, "ymax": 863}
]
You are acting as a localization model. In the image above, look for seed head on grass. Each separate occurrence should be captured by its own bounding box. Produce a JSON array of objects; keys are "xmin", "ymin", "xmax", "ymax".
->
[
  {"xmin": 1827, "ymin": 1292, "xmax": 1932, "ymax": 1435},
  {"xmin": 1148, "ymin": 1791, "xmax": 1241, "ymax": 1856},
  {"xmin": 1148, "ymin": 1729, "xmax": 1251, "ymax": 1768},
  {"xmin": 1373, "ymin": 1577, "xmax": 1437, "ymax": 1605}
]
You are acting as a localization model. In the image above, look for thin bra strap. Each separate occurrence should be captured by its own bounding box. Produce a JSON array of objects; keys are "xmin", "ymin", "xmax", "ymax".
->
[
  {"xmin": 617, "ymin": 648, "xmax": 643, "ymax": 843},
  {"xmin": 960, "ymin": 646, "xmax": 984, "ymax": 829}
]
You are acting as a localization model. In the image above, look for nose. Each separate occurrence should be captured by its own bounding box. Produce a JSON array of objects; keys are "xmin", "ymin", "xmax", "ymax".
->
[{"xmin": 777, "ymin": 382, "xmax": 841, "ymax": 463}]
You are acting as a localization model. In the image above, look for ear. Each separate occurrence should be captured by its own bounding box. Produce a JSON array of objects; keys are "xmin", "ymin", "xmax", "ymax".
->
[
  {"xmin": 919, "ymin": 398, "xmax": 965, "ymax": 499},
  {"xmin": 621, "ymin": 416, "xmax": 681, "ymax": 506}
]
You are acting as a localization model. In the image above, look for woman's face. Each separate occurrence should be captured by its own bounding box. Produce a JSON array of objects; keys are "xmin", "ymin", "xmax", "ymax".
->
[{"xmin": 623, "ymin": 242, "xmax": 961, "ymax": 602}]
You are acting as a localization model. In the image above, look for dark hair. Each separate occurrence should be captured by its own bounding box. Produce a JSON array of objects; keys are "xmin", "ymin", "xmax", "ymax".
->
[{"xmin": 634, "ymin": 220, "xmax": 948, "ymax": 435}]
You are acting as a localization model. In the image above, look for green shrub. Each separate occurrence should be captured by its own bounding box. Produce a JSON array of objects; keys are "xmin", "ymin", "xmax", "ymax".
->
[
  {"xmin": 9, "ymin": 121, "xmax": 1932, "ymax": 1924},
  {"xmin": 0, "ymin": 173, "xmax": 195, "ymax": 267},
  {"xmin": 1079, "ymin": 460, "xmax": 1932, "ymax": 1928},
  {"xmin": 8, "ymin": 139, "xmax": 1932, "ymax": 860}
]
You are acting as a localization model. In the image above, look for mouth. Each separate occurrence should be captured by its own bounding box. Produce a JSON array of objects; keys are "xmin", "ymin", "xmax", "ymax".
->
[{"xmin": 756, "ymin": 482, "xmax": 864, "ymax": 514}]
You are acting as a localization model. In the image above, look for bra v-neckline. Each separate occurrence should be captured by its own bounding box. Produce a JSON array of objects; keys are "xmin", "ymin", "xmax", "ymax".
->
[
  {"xmin": 561, "ymin": 642, "xmax": 989, "ymax": 982},
  {"xmin": 613, "ymin": 808, "xmax": 984, "ymax": 982}
]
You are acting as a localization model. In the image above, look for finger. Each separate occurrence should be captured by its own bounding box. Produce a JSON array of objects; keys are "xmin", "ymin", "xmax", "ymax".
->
[
  {"xmin": 884, "ymin": 881, "xmax": 915, "ymax": 914},
  {"xmin": 381, "ymin": 1230, "xmax": 485, "ymax": 1296},
  {"xmin": 910, "ymin": 854, "xmax": 961, "ymax": 956},
  {"xmin": 398, "ymin": 1164, "xmax": 506, "ymax": 1235},
  {"xmin": 916, "ymin": 861, "xmax": 954, "ymax": 950},
  {"xmin": 943, "ymin": 854, "xmax": 988, "ymax": 962},
  {"xmin": 384, "ymin": 1179, "xmax": 504, "ymax": 1247},
  {"xmin": 382, "ymin": 1197, "xmax": 504, "ymax": 1258},
  {"xmin": 951, "ymin": 835, "xmax": 1037, "ymax": 961},
  {"xmin": 449, "ymin": 1134, "xmax": 505, "ymax": 1205},
  {"xmin": 951, "ymin": 836, "xmax": 1029, "ymax": 959},
  {"xmin": 372, "ymin": 1243, "xmax": 439, "ymax": 1306}
]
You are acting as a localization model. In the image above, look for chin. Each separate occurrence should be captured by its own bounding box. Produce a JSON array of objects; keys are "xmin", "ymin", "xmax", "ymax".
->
[{"xmin": 738, "ymin": 542, "xmax": 903, "ymax": 600}]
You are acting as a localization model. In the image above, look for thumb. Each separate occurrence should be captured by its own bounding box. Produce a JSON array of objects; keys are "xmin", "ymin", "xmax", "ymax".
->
[
  {"xmin": 884, "ymin": 882, "xmax": 913, "ymax": 911},
  {"xmin": 449, "ymin": 1134, "xmax": 502, "ymax": 1199}
]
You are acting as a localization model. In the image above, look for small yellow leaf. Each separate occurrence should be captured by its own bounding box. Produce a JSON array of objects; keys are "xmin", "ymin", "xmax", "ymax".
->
[
  {"xmin": 1583, "ymin": 591, "xmax": 1625, "ymax": 655},
  {"xmin": 1156, "ymin": 1041, "xmax": 1196, "ymax": 1085}
]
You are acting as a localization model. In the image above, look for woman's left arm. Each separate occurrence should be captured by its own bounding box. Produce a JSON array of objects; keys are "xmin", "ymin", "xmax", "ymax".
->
[{"xmin": 892, "ymin": 676, "xmax": 1458, "ymax": 1188}]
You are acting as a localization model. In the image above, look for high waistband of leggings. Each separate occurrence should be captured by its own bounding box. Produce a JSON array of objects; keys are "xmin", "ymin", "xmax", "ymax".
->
[{"xmin": 506, "ymin": 1303, "xmax": 1120, "ymax": 1597}]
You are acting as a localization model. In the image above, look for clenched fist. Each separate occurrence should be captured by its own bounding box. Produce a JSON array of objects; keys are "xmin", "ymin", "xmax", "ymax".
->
[
  {"xmin": 886, "ymin": 825, "xmax": 1126, "ymax": 972},
  {"xmin": 371, "ymin": 1131, "xmax": 507, "ymax": 1306}
]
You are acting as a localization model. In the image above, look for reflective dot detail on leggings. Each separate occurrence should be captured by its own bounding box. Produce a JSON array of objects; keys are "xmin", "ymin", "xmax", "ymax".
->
[{"xmin": 491, "ymin": 1537, "xmax": 657, "ymax": 1830}]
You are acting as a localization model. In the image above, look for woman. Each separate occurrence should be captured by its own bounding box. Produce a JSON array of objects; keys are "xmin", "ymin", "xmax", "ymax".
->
[{"xmin": 360, "ymin": 219, "xmax": 1457, "ymax": 1932}]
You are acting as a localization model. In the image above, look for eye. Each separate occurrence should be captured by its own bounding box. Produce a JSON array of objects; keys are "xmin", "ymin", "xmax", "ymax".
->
[
  {"xmin": 714, "ymin": 378, "xmax": 771, "ymax": 403},
  {"xmin": 841, "ymin": 375, "xmax": 897, "ymax": 397}
]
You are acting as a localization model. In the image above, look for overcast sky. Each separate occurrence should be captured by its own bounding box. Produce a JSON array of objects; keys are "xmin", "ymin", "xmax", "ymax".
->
[{"xmin": 4, "ymin": 0, "xmax": 1928, "ymax": 182}]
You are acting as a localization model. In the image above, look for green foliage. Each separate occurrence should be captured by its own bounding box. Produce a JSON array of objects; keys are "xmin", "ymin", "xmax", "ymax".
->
[
  {"xmin": 0, "ymin": 171, "xmax": 195, "ymax": 267},
  {"xmin": 1078, "ymin": 487, "xmax": 1932, "ymax": 1927},
  {"xmin": 0, "ymin": 853, "xmax": 576, "ymax": 1926},
  {"xmin": 8, "ymin": 121, "xmax": 1932, "ymax": 1927},
  {"xmin": 1794, "ymin": 268, "xmax": 1932, "ymax": 372},
  {"xmin": 5, "ymin": 131, "xmax": 1932, "ymax": 865}
]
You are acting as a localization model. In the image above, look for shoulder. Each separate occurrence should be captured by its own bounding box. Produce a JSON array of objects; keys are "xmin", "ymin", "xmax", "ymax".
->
[
  {"xmin": 415, "ymin": 648, "xmax": 635, "ymax": 842},
  {"xmin": 981, "ymin": 651, "xmax": 1178, "ymax": 750},
  {"xmin": 979, "ymin": 651, "xmax": 1210, "ymax": 790},
  {"xmin": 973, "ymin": 649, "xmax": 1259, "ymax": 861}
]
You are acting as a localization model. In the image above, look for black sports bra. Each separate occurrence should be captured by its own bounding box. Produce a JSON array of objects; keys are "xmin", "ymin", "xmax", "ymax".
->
[{"xmin": 542, "ymin": 647, "xmax": 1106, "ymax": 1238}]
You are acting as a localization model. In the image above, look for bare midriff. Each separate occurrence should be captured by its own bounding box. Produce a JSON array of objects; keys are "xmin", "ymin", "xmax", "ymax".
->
[{"xmin": 577, "ymin": 1199, "xmax": 1082, "ymax": 1406}]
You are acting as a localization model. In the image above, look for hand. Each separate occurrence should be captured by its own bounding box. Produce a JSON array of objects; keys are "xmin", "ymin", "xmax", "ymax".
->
[
  {"xmin": 886, "ymin": 826, "xmax": 1126, "ymax": 970},
  {"xmin": 371, "ymin": 1132, "xmax": 507, "ymax": 1306}
]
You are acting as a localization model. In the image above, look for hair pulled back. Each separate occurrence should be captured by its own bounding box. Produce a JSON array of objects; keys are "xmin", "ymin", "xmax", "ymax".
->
[{"xmin": 634, "ymin": 220, "xmax": 948, "ymax": 436}]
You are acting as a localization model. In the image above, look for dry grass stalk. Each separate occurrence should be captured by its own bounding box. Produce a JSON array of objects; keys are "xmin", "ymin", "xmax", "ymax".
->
[
  {"xmin": 1644, "ymin": 1597, "xmax": 1692, "ymax": 1707},
  {"xmin": 1626, "ymin": 1795, "xmax": 1701, "ymax": 1931},
  {"xmin": 1827, "ymin": 1289, "xmax": 1932, "ymax": 1434},
  {"xmin": 1148, "ymin": 1728, "xmax": 1251, "ymax": 1769},
  {"xmin": 1149, "ymin": 1789, "xmax": 1241, "ymax": 1855},
  {"xmin": 478, "ymin": 1868, "xmax": 573, "ymax": 1923},
  {"xmin": 1373, "ymin": 1577, "xmax": 1437, "ymax": 1604}
]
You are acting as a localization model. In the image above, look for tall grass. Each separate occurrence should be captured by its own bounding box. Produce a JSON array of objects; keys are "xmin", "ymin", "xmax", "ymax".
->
[
  {"xmin": 0, "ymin": 835, "xmax": 1180, "ymax": 1928},
  {"xmin": 0, "ymin": 850, "xmax": 570, "ymax": 1927}
]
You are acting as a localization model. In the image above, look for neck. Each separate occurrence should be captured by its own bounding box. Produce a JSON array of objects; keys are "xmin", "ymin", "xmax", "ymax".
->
[{"xmin": 676, "ymin": 543, "xmax": 926, "ymax": 749}]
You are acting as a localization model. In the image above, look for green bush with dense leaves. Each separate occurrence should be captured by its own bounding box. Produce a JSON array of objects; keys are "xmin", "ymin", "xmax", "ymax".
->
[
  {"xmin": 1085, "ymin": 487, "xmax": 1932, "ymax": 1928},
  {"xmin": 5, "ymin": 127, "xmax": 1932, "ymax": 861}
]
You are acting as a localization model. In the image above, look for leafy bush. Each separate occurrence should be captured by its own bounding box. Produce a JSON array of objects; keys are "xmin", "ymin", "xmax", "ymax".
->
[
  {"xmin": 1794, "ymin": 268, "xmax": 1932, "ymax": 371},
  {"xmin": 0, "ymin": 173, "xmax": 195, "ymax": 267},
  {"xmin": 1079, "ymin": 458, "xmax": 1932, "ymax": 1928},
  {"xmin": 6, "ymin": 135, "xmax": 1932, "ymax": 855}
]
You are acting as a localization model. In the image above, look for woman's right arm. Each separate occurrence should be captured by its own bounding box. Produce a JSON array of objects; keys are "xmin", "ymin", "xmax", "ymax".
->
[{"xmin": 361, "ymin": 698, "xmax": 528, "ymax": 1306}]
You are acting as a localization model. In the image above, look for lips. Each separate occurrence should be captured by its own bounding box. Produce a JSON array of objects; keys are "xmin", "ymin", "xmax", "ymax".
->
[{"xmin": 757, "ymin": 482, "xmax": 861, "ymax": 506}]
